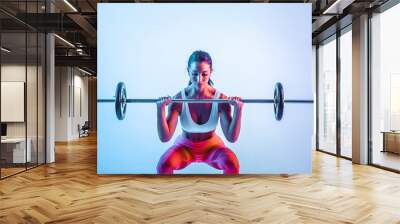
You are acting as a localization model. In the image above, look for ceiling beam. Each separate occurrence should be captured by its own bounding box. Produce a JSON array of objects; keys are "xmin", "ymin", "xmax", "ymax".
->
[
  {"xmin": 67, "ymin": 13, "xmax": 97, "ymax": 46},
  {"xmin": 55, "ymin": 55, "xmax": 96, "ymax": 71},
  {"xmin": 322, "ymin": 0, "xmax": 356, "ymax": 14}
]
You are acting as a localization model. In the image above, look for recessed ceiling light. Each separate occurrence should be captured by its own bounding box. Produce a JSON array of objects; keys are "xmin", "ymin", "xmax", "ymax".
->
[
  {"xmin": 63, "ymin": 0, "xmax": 78, "ymax": 12},
  {"xmin": 1, "ymin": 47, "xmax": 11, "ymax": 53},
  {"xmin": 78, "ymin": 67, "xmax": 93, "ymax": 76},
  {"xmin": 54, "ymin": 34, "xmax": 75, "ymax": 48}
]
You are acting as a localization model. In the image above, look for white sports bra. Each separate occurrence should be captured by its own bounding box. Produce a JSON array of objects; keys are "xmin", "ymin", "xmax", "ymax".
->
[{"xmin": 180, "ymin": 89, "xmax": 220, "ymax": 133}]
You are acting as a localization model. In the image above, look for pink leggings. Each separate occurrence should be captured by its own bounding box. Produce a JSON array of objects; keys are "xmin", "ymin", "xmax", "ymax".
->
[{"xmin": 157, "ymin": 134, "xmax": 239, "ymax": 174}]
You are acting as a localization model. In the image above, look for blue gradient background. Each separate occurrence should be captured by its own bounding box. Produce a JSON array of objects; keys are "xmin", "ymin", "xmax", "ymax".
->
[{"xmin": 97, "ymin": 3, "xmax": 313, "ymax": 174}]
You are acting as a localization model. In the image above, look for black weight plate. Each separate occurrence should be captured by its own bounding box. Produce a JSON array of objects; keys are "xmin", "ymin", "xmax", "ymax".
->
[
  {"xmin": 273, "ymin": 82, "xmax": 284, "ymax": 121},
  {"xmin": 115, "ymin": 82, "xmax": 127, "ymax": 120}
]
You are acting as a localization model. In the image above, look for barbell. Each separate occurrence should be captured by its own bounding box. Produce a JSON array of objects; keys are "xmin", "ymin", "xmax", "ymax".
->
[{"xmin": 97, "ymin": 82, "xmax": 313, "ymax": 121}]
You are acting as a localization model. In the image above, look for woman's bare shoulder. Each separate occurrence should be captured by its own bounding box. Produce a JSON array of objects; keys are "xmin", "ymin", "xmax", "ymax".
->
[
  {"xmin": 218, "ymin": 91, "xmax": 229, "ymax": 99},
  {"xmin": 217, "ymin": 91, "xmax": 231, "ymax": 112},
  {"xmin": 172, "ymin": 91, "xmax": 182, "ymax": 99},
  {"xmin": 170, "ymin": 91, "xmax": 183, "ymax": 113}
]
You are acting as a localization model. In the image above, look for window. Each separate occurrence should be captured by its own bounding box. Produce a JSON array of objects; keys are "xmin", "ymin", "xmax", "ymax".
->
[
  {"xmin": 371, "ymin": 3, "xmax": 400, "ymax": 171},
  {"xmin": 318, "ymin": 36, "xmax": 337, "ymax": 155},
  {"xmin": 340, "ymin": 28, "xmax": 352, "ymax": 158}
]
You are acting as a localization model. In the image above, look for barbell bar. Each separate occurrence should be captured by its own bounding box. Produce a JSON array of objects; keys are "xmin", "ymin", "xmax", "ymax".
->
[
  {"xmin": 97, "ymin": 82, "xmax": 314, "ymax": 121},
  {"xmin": 98, "ymin": 99, "xmax": 313, "ymax": 103}
]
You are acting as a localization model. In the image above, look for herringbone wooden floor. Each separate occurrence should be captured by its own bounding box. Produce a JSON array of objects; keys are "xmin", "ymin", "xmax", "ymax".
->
[{"xmin": 1, "ymin": 134, "xmax": 400, "ymax": 224}]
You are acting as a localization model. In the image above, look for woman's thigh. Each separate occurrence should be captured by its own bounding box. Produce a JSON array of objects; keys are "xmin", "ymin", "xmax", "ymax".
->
[
  {"xmin": 157, "ymin": 145, "xmax": 194, "ymax": 173},
  {"xmin": 205, "ymin": 147, "xmax": 240, "ymax": 174}
]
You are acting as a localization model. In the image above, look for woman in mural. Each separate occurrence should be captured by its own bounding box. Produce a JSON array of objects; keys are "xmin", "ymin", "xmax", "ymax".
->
[{"xmin": 156, "ymin": 50, "xmax": 243, "ymax": 174}]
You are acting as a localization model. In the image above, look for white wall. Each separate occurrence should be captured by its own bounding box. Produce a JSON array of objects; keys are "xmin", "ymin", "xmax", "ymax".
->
[
  {"xmin": 73, "ymin": 73, "xmax": 89, "ymax": 137},
  {"xmin": 55, "ymin": 66, "xmax": 69, "ymax": 141},
  {"xmin": 55, "ymin": 67, "xmax": 89, "ymax": 141}
]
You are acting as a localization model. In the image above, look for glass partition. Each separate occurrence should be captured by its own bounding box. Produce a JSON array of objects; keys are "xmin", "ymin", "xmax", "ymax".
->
[
  {"xmin": 27, "ymin": 31, "xmax": 38, "ymax": 169},
  {"xmin": 1, "ymin": 31, "xmax": 28, "ymax": 177},
  {"xmin": 0, "ymin": 1, "xmax": 46, "ymax": 179},
  {"xmin": 38, "ymin": 32, "xmax": 45, "ymax": 165}
]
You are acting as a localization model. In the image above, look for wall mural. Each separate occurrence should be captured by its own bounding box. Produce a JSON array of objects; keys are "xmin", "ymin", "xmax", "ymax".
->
[{"xmin": 97, "ymin": 3, "xmax": 313, "ymax": 174}]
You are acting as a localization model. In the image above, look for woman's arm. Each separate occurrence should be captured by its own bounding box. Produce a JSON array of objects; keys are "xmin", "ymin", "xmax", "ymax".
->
[
  {"xmin": 219, "ymin": 95, "xmax": 243, "ymax": 143},
  {"xmin": 157, "ymin": 94, "xmax": 180, "ymax": 142}
]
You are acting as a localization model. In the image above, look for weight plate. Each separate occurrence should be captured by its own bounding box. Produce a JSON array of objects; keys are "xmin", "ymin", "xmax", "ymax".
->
[
  {"xmin": 273, "ymin": 82, "xmax": 284, "ymax": 121},
  {"xmin": 115, "ymin": 82, "xmax": 127, "ymax": 120}
]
